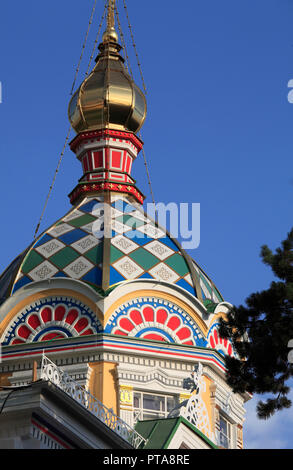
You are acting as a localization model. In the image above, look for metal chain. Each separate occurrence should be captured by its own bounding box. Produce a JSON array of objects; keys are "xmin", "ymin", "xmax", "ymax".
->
[
  {"xmin": 34, "ymin": 0, "xmax": 105, "ymax": 239},
  {"xmin": 139, "ymin": 131, "xmax": 158, "ymax": 223},
  {"xmin": 114, "ymin": 2, "xmax": 133, "ymax": 79},
  {"xmin": 34, "ymin": 0, "xmax": 156, "ymax": 238},
  {"xmin": 122, "ymin": 0, "xmax": 147, "ymax": 94},
  {"xmin": 33, "ymin": 124, "xmax": 72, "ymax": 239},
  {"xmin": 85, "ymin": 0, "xmax": 108, "ymax": 77},
  {"xmin": 120, "ymin": 1, "xmax": 156, "ymax": 219},
  {"xmin": 70, "ymin": 0, "xmax": 98, "ymax": 95}
]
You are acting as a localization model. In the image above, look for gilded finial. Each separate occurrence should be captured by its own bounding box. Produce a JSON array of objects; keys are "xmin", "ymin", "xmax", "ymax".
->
[
  {"xmin": 68, "ymin": 0, "xmax": 147, "ymax": 135},
  {"xmin": 107, "ymin": 0, "xmax": 115, "ymax": 30},
  {"xmin": 102, "ymin": 0, "xmax": 118, "ymax": 43}
]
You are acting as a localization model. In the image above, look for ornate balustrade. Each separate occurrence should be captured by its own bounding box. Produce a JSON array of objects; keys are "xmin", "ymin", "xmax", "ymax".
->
[{"xmin": 40, "ymin": 353, "xmax": 146, "ymax": 449}]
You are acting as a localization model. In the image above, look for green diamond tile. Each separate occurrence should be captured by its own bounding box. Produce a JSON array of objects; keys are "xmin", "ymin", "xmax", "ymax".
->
[
  {"xmin": 49, "ymin": 247, "xmax": 80, "ymax": 269},
  {"xmin": 21, "ymin": 251, "xmax": 45, "ymax": 274},
  {"xmin": 128, "ymin": 248, "xmax": 160, "ymax": 271},
  {"xmin": 68, "ymin": 214, "xmax": 96, "ymax": 228},
  {"xmin": 164, "ymin": 253, "xmax": 190, "ymax": 277},
  {"xmin": 84, "ymin": 244, "xmax": 103, "ymax": 264},
  {"xmin": 110, "ymin": 246, "xmax": 124, "ymax": 263},
  {"xmin": 116, "ymin": 215, "xmax": 145, "ymax": 229}
]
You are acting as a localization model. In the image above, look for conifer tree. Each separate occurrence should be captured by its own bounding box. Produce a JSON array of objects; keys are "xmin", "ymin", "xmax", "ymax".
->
[{"xmin": 219, "ymin": 229, "xmax": 293, "ymax": 418}]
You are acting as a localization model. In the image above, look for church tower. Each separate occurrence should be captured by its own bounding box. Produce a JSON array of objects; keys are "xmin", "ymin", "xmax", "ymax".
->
[{"xmin": 0, "ymin": 1, "xmax": 250, "ymax": 450}]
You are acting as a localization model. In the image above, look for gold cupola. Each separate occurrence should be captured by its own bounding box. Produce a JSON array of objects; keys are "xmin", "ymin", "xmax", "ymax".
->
[{"xmin": 68, "ymin": 0, "xmax": 147, "ymax": 135}]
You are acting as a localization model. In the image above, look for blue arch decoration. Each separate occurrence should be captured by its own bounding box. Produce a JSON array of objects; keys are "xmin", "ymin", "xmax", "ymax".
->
[
  {"xmin": 105, "ymin": 297, "xmax": 207, "ymax": 347},
  {"xmin": 2, "ymin": 297, "xmax": 102, "ymax": 346}
]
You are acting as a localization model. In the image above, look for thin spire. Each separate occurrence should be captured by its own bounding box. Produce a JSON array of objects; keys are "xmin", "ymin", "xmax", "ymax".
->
[
  {"xmin": 107, "ymin": 0, "xmax": 115, "ymax": 30},
  {"xmin": 102, "ymin": 0, "xmax": 118, "ymax": 43}
]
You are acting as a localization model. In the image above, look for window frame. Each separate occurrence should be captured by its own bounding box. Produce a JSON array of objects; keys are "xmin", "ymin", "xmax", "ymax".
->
[
  {"xmin": 133, "ymin": 390, "xmax": 178, "ymax": 423},
  {"xmin": 218, "ymin": 413, "xmax": 233, "ymax": 449}
]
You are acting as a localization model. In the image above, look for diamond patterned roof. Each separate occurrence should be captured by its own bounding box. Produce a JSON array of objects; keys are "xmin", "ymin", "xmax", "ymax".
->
[{"xmin": 0, "ymin": 194, "xmax": 223, "ymax": 306}]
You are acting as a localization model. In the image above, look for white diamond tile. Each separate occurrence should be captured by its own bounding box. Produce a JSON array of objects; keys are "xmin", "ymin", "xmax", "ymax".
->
[
  {"xmin": 48, "ymin": 223, "xmax": 75, "ymax": 237},
  {"xmin": 131, "ymin": 200, "xmax": 143, "ymax": 211},
  {"xmin": 136, "ymin": 223, "xmax": 166, "ymax": 239},
  {"xmin": 81, "ymin": 222, "xmax": 95, "ymax": 233},
  {"xmin": 125, "ymin": 209, "xmax": 148, "ymax": 223},
  {"xmin": 144, "ymin": 240, "xmax": 174, "ymax": 260},
  {"xmin": 111, "ymin": 235, "xmax": 139, "ymax": 254},
  {"xmin": 28, "ymin": 261, "xmax": 59, "ymax": 282},
  {"xmin": 184, "ymin": 273, "xmax": 193, "ymax": 286},
  {"xmin": 35, "ymin": 239, "xmax": 66, "ymax": 258},
  {"xmin": 112, "ymin": 220, "xmax": 132, "ymax": 234},
  {"xmin": 111, "ymin": 207, "xmax": 124, "ymax": 218},
  {"xmin": 92, "ymin": 225, "xmax": 104, "ymax": 241},
  {"xmin": 62, "ymin": 210, "xmax": 84, "ymax": 222},
  {"xmin": 148, "ymin": 263, "xmax": 180, "ymax": 283},
  {"xmin": 63, "ymin": 257, "xmax": 94, "ymax": 279},
  {"xmin": 112, "ymin": 256, "xmax": 144, "ymax": 279},
  {"xmin": 71, "ymin": 234, "xmax": 101, "ymax": 254},
  {"xmin": 111, "ymin": 194, "xmax": 127, "ymax": 203},
  {"xmin": 84, "ymin": 215, "xmax": 104, "ymax": 240},
  {"xmin": 91, "ymin": 203, "xmax": 105, "ymax": 218}
]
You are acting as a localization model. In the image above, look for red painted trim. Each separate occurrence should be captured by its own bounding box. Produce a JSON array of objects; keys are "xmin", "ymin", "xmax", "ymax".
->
[
  {"xmin": 70, "ymin": 129, "xmax": 143, "ymax": 153},
  {"xmin": 69, "ymin": 182, "xmax": 145, "ymax": 205},
  {"xmin": 3, "ymin": 342, "xmax": 226, "ymax": 372},
  {"xmin": 93, "ymin": 150, "xmax": 103, "ymax": 169},
  {"xmin": 31, "ymin": 418, "xmax": 72, "ymax": 449},
  {"xmin": 111, "ymin": 150, "xmax": 122, "ymax": 169}
]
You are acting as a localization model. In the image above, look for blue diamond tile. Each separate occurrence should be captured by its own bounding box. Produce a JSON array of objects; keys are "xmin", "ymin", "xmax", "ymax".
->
[
  {"xmin": 123, "ymin": 230, "xmax": 154, "ymax": 246},
  {"xmin": 82, "ymin": 267, "xmax": 102, "ymax": 286},
  {"xmin": 159, "ymin": 237, "xmax": 179, "ymax": 252},
  {"xmin": 111, "ymin": 199, "xmax": 134, "ymax": 213},
  {"xmin": 53, "ymin": 271, "xmax": 68, "ymax": 278},
  {"xmin": 12, "ymin": 275, "xmax": 32, "ymax": 294},
  {"xmin": 109, "ymin": 266, "xmax": 125, "ymax": 285},
  {"xmin": 58, "ymin": 228, "xmax": 88, "ymax": 245},
  {"xmin": 175, "ymin": 278, "xmax": 196, "ymax": 296},
  {"xmin": 139, "ymin": 272, "xmax": 154, "ymax": 280},
  {"xmin": 80, "ymin": 199, "xmax": 102, "ymax": 213},
  {"xmin": 33, "ymin": 234, "xmax": 54, "ymax": 249}
]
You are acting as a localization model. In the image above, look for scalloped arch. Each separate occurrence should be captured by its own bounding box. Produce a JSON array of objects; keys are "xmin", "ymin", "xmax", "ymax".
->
[
  {"xmin": 104, "ymin": 287, "xmax": 208, "ymax": 335},
  {"xmin": 105, "ymin": 295, "xmax": 207, "ymax": 347},
  {"xmin": 0, "ymin": 287, "xmax": 104, "ymax": 339},
  {"xmin": 1, "ymin": 295, "xmax": 103, "ymax": 346}
]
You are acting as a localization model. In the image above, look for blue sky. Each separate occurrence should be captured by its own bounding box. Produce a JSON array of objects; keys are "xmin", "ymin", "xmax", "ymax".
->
[{"xmin": 0, "ymin": 0, "xmax": 292, "ymax": 448}]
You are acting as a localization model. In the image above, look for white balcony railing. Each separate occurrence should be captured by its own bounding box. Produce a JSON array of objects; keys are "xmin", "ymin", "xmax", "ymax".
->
[{"xmin": 40, "ymin": 353, "xmax": 146, "ymax": 449}]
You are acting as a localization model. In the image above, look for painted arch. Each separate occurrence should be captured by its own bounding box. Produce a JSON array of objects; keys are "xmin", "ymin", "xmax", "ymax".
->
[
  {"xmin": 105, "ymin": 296, "xmax": 207, "ymax": 347},
  {"xmin": 1, "ymin": 295, "xmax": 103, "ymax": 346}
]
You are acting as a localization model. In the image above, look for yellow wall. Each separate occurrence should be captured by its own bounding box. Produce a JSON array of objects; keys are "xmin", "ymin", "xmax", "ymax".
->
[
  {"xmin": 0, "ymin": 372, "xmax": 12, "ymax": 387},
  {"xmin": 201, "ymin": 374, "xmax": 215, "ymax": 435},
  {"xmin": 88, "ymin": 361, "xmax": 118, "ymax": 414}
]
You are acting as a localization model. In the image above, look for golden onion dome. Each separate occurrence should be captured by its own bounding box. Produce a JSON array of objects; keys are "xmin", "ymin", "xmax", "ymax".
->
[{"xmin": 68, "ymin": 4, "xmax": 147, "ymax": 135}]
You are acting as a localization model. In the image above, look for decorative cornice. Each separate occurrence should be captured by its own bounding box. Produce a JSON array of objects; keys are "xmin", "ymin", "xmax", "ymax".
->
[
  {"xmin": 0, "ymin": 333, "xmax": 227, "ymax": 375},
  {"xmin": 70, "ymin": 129, "xmax": 143, "ymax": 154},
  {"xmin": 69, "ymin": 182, "xmax": 145, "ymax": 205}
]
